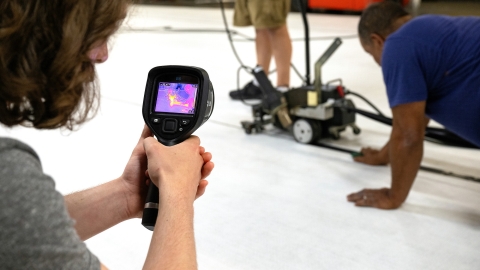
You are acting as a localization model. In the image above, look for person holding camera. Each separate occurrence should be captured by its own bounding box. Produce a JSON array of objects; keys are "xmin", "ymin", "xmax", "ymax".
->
[{"xmin": 0, "ymin": 1, "xmax": 214, "ymax": 269}]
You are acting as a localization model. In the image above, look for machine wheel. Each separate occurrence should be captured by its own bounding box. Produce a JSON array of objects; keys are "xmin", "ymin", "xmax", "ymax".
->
[
  {"xmin": 254, "ymin": 125, "xmax": 262, "ymax": 133},
  {"xmin": 292, "ymin": 118, "xmax": 321, "ymax": 144},
  {"xmin": 241, "ymin": 121, "xmax": 254, "ymax": 135},
  {"xmin": 353, "ymin": 126, "xmax": 361, "ymax": 135},
  {"xmin": 330, "ymin": 131, "xmax": 340, "ymax": 140}
]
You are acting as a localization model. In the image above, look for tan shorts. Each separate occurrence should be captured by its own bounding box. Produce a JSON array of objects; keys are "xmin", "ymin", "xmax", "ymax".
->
[{"xmin": 233, "ymin": 0, "xmax": 291, "ymax": 29}]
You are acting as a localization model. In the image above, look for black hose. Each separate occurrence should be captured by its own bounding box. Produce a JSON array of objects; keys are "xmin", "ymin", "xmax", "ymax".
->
[
  {"xmin": 345, "ymin": 106, "xmax": 392, "ymax": 125},
  {"xmin": 346, "ymin": 90, "xmax": 386, "ymax": 117}
]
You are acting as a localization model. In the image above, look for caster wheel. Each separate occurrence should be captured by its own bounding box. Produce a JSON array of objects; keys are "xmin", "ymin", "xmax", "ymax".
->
[{"xmin": 241, "ymin": 121, "xmax": 254, "ymax": 135}]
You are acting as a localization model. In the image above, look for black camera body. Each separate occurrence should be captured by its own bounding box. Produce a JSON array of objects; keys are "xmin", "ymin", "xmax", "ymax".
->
[
  {"xmin": 142, "ymin": 65, "xmax": 214, "ymax": 230},
  {"xmin": 143, "ymin": 66, "xmax": 214, "ymax": 146}
]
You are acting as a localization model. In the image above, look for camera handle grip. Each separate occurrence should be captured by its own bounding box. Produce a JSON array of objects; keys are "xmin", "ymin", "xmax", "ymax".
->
[{"xmin": 142, "ymin": 183, "xmax": 159, "ymax": 231}]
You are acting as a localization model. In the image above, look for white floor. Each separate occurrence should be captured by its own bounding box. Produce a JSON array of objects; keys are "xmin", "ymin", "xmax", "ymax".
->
[{"xmin": 2, "ymin": 5, "xmax": 480, "ymax": 270}]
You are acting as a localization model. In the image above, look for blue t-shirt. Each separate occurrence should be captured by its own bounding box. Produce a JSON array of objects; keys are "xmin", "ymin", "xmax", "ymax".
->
[{"xmin": 382, "ymin": 15, "xmax": 480, "ymax": 147}]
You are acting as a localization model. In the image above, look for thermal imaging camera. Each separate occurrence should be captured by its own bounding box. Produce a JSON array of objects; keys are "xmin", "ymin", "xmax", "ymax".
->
[{"xmin": 141, "ymin": 65, "xmax": 214, "ymax": 230}]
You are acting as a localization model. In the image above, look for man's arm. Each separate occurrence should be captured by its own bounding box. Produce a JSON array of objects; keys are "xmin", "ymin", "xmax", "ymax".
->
[
  {"xmin": 354, "ymin": 116, "xmax": 429, "ymax": 166},
  {"xmin": 347, "ymin": 101, "xmax": 426, "ymax": 209},
  {"xmin": 387, "ymin": 101, "xmax": 426, "ymax": 205},
  {"xmin": 142, "ymin": 136, "xmax": 210, "ymax": 270},
  {"xmin": 142, "ymin": 195, "xmax": 197, "ymax": 270},
  {"xmin": 64, "ymin": 178, "xmax": 134, "ymax": 241}
]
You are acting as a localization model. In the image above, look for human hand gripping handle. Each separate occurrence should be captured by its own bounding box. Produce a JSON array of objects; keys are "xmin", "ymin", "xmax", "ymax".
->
[{"xmin": 142, "ymin": 136, "xmax": 214, "ymax": 230}]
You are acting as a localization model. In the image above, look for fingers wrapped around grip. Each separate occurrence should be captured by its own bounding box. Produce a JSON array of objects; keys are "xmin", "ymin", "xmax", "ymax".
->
[{"xmin": 143, "ymin": 136, "xmax": 204, "ymax": 201}]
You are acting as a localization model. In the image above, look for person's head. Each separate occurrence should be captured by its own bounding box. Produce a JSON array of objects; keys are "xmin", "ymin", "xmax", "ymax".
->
[
  {"xmin": 358, "ymin": 1, "xmax": 411, "ymax": 65},
  {"xmin": 0, "ymin": 0, "xmax": 132, "ymax": 130}
]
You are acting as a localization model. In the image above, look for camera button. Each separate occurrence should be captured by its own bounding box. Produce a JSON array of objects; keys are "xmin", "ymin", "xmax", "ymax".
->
[
  {"xmin": 152, "ymin": 118, "xmax": 161, "ymax": 124},
  {"xmin": 162, "ymin": 119, "xmax": 177, "ymax": 133}
]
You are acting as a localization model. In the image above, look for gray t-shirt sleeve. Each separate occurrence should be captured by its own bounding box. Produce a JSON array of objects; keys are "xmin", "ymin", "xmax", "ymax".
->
[{"xmin": 0, "ymin": 138, "xmax": 100, "ymax": 270}]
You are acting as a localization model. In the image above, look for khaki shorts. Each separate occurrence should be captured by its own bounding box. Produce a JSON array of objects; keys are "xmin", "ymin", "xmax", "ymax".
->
[{"xmin": 233, "ymin": 0, "xmax": 291, "ymax": 29}]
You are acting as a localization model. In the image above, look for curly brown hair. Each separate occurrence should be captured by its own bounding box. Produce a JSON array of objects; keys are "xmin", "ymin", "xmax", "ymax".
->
[{"xmin": 0, "ymin": 0, "xmax": 132, "ymax": 130}]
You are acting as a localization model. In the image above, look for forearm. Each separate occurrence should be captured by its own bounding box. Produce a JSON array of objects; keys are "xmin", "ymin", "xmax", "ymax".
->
[
  {"xmin": 65, "ymin": 178, "xmax": 131, "ymax": 241},
  {"xmin": 379, "ymin": 140, "xmax": 390, "ymax": 163},
  {"xmin": 388, "ymin": 131, "xmax": 423, "ymax": 206},
  {"xmin": 143, "ymin": 195, "xmax": 197, "ymax": 270}
]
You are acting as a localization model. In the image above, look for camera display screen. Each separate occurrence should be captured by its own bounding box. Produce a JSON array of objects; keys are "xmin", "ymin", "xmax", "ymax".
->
[{"xmin": 154, "ymin": 82, "xmax": 198, "ymax": 114}]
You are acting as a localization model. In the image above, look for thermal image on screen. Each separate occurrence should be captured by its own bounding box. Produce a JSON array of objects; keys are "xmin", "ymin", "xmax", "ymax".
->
[{"xmin": 154, "ymin": 82, "xmax": 198, "ymax": 114}]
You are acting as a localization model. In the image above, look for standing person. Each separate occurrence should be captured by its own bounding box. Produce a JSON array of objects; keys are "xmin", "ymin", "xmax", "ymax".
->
[
  {"xmin": 347, "ymin": 2, "xmax": 480, "ymax": 209},
  {"xmin": 0, "ymin": 1, "xmax": 214, "ymax": 269},
  {"xmin": 229, "ymin": 0, "xmax": 293, "ymax": 100}
]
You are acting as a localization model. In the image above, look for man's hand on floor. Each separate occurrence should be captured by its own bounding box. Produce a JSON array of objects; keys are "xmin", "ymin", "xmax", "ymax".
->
[{"xmin": 347, "ymin": 188, "xmax": 401, "ymax": 209}]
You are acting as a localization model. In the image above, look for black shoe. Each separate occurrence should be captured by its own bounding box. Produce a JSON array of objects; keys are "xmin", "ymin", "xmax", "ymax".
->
[{"xmin": 229, "ymin": 82, "xmax": 263, "ymax": 100}]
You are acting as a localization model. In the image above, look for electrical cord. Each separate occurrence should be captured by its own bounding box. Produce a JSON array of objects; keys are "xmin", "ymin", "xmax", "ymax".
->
[
  {"xmin": 219, "ymin": 0, "xmax": 261, "ymax": 106},
  {"xmin": 290, "ymin": 63, "xmax": 307, "ymax": 83},
  {"xmin": 219, "ymin": 0, "xmax": 250, "ymax": 71},
  {"xmin": 345, "ymin": 89, "xmax": 386, "ymax": 117}
]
